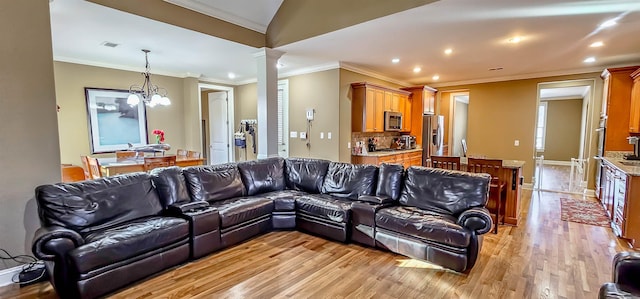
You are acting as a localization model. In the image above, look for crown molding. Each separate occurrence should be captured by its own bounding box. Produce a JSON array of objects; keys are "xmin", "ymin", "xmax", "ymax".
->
[
  {"xmin": 339, "ymin": 62, "xmax": 412, "ymax": 87},
  {"xmin": 429, "ymin": 67, "xmax": 605, "ymax": 88},
  {"xmin": 54, "ymin": 55, "xmax": 188, "ymax": 78},
  {"xmin": 163, "ymin": 0, "xmax": 267, "ymax": 34},
  {"xmin": 232, "ymin": 62, "xmax": 342, "ymax": 85}
]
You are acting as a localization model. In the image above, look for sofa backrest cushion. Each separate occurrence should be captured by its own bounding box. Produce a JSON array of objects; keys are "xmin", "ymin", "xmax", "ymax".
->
[
  {"xmin": 285, "ymin": 157, "xmax": 330, "ymax": 193},
  {"xmin": 237, "ymin": 157, "xmax": 286, "ymax": 196},
  {"xmin": 321, "ymin": 162, "xmax": 378, "ymax": 200},
  {"xmin": 150, "ymin": 166, "xmax": 191, "ymax": 207},
  {"xmin": 399, "ymin": 166, "xmax": 490, "ymax": 215},
  {"xmin": 376, "ymin": 163, "xmax": 405, "ymax": 200},
  {"xmin": 183, "ymin": 163, "xmax": 246, "ymax": 202},
  {"xmin": 35, "ymin": 172, "xmax": 163, "ymax": 234}
]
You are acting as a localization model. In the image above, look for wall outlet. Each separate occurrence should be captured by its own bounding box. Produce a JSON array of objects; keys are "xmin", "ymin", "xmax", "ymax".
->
[
  {"xmin": 347, "ymin": 142, "xmax": 351, "ymax": 148},
  {"xmin": 328, "ymin": 132, "xmax": 332, "ymax": 139},
  {"xmin": 320, "ymin": 132, "xmax": 324, "ymax": 139},
  {"xmin": 300, "ymin": 132, "xmax": 307, "ymax": 139},
  {"xmin": 290, "ymin": 131, "xmax": 297, "ymax": 138},
  {"xmin": 514, "ymin": 140, "xmax": 520, "ymax": 146}
]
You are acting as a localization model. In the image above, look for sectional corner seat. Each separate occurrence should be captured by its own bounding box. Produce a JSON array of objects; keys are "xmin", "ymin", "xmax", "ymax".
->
[{"xmin": 32, "ymin": 157, "xmax": 493, "ymax": 299}]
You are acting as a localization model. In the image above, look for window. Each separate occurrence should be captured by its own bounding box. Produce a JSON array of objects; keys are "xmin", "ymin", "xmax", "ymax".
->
[{"xmin": 536, "ymin": 102, "xmax": 548, "ymax": 151}]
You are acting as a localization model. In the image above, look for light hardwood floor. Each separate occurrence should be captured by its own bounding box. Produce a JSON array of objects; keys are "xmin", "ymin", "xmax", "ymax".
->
[{"xmin": 0, "ymin": 190, "xmax": 633, "ymax": 299}]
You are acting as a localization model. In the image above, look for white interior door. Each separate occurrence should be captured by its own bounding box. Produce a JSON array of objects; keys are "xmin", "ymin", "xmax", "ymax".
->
[{"xmin": 208, "ymin": 91, "xmax": 229, "ymax": 165}]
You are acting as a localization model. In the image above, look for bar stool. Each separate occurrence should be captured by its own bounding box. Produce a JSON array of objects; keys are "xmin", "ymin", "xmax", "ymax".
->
[
  {"xmin": 430, "ymin": 155, "xmax": 461, "ymax": 170},
  {"xmin": 467, "ymin": 158, "xmax": 505, "ymax": 234}
]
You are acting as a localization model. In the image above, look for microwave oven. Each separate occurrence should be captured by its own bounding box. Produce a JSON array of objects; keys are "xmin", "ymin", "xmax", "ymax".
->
[{"xmin": 384, "ymin": 111, "xmax": 402, "ymax": 131}]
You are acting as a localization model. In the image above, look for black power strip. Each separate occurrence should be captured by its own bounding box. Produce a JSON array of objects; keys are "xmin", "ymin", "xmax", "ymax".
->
[{"xmin": 18, "ymin": 267, "xmax": 48, "ymax": 287}]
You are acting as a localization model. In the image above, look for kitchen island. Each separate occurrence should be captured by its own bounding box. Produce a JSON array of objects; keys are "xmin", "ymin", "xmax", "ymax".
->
[{"xmin": 600, "ymin": 156, "xmax": 640, "ymax": 248}]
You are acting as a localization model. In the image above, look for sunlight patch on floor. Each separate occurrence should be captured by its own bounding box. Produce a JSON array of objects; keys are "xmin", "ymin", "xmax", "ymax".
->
[{"xmin": 396, "ymin": 258, "xmax": 444, "ymax": 270}]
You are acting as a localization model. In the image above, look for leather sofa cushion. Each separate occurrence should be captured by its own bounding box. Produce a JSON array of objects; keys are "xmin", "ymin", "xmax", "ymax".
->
[
  {"xmin": 295, "ymin": 194, "xmax": 352, "ymax": 223},
  {"xmin": 321, "ymin": 162, "xmax": 378, "ymax": 200},
  {"xmin": 36, "ymin": 173, "xmax": 163, "ymax": 234},
  {"xmin": 285, "ymin": 158, "xmax": 330, "ymax": 193},
  {"xmin": 238, "ymin": 157, "xmax": 286, "ymax": 196},
  {"xmin": 261, "ymin": 190, "xmax": 306, "ymax": 211},
  {"xmin": 376, "ymin": 163, "xmax": 404, "ymax": 201},
  {"xmin": 183, "ymin": 163, "xmax": 246, "ymax": 202},
  {"xmin": 599, "ymin": 282, "xmax": 640, "ymax": 298},
  {"xmin": 400, "ymin": 167, "xmax": 490, "ymax": 215},
  {"xmin": 150, "ymin": 166, "xmax": 191, "ymax": 208},
  {"xmin": 70, "ymin": 216, "xmax": 188, "ymax": 274},
  {"xmin": 210, "ymin": 197, "xmax": 274, "ymax": 228},
  {"xmin": 376, "ymin": 206, "xmax": 470, "ymax": 248}
]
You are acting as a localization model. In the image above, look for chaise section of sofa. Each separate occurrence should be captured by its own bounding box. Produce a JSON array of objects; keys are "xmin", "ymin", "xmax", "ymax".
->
[{"xmin": 32, "ymin": 173, "xmax": 190, "ymax": 299}]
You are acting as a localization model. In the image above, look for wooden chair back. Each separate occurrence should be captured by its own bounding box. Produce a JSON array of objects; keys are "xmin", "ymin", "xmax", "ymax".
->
[
  {"xmin": 466, "ymin": 158, "xmax": 504, "ymax": 234},
  {"xmin": 430, "ymin": 156, "xmax": 461, "ymax": 170},
  {"xmin": 116, "ymin": 151, "xmax": 137, "ymax": 160},
  {"xmin": 176, "ymin": 149, "xmax": 188, "ymax": 157},
  {"xmin": 187, "ymin": 151, "xmax": 202, "ymax": 159},
  {"xmin": 61, "ymin": 164, "xmax": 86, "ymax": 182},
  {"xmin": 144, "ymin": 155, "xmax": 177, "ymax": 172},
  {"xmin": 84, "ymin": 156, "xmax": 103, "ymax": 180}
]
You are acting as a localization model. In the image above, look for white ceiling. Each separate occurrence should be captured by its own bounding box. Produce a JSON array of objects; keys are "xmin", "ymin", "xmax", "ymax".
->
[
  {"xmin": 49, "ymin": 0, "xmax": 640, "ymax": 87},
  {"xmin": 540, "ymin": 86, "xmax": 590, "ymax": 99}
]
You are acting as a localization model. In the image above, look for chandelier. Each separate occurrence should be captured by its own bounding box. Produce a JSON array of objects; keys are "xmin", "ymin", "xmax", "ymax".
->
[{"xmin": 127, "ymin": 49, "xmax": 171, "ymax": 107}]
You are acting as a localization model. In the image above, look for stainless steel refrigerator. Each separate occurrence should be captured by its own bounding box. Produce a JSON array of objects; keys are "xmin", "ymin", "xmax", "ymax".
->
[{"xmin": 422, "ymin": 115, "xmax": 445, "ymax": 165}]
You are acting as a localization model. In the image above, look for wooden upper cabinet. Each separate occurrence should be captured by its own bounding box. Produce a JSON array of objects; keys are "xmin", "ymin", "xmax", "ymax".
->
[
  {"xmin": 629, "ymin": 68, "xmax": 640, "ymax": 133},
  {"xmin": 601, "ymin": 66, "xmax": 638, "ymax": 151},
  {"xmin": 351, "ymin": 82, "xmax": 411, "ymax": 133},
  {"xmin": 400, "ymin": 94, "xmax": 411, "ymax": 132}
]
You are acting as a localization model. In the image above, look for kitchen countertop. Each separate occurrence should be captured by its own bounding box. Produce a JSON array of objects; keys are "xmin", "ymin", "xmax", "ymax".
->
[
  {"xmin": 352, "ymin": 148, "xmax": 422, "ymax": 157},
  {"xmin": 602, "ymin": 157, "xmax": 640, "ymax": 176}
]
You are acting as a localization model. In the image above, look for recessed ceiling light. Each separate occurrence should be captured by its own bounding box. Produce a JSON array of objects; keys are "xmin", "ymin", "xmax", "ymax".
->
[
  {"xmin": 391, "ymin": 58, "xmax": 400, "ymax": 64},
  {"xmin": 590, "ymin": 41, "xmax": 604, "ymax": 47},
  {"xmin": 488, "ymin": 67, "xmax": 504, "ymax": 71},
  {"xmin": 508, "ymin": 37, "xmax": 521, "ymax": 44},
  {"xmin": 413, "ymin": 67, "xmax": 421, "ymax": 73},
  {"xmin": 432, "ymin": 75, "xmax": 440, "ymax": 81},
  {"xmin": 228, "ymin": 72, "xmax": 236, "ymax": 79},
  {"xmin": 584, "ymin": 57, "xmax": 596, "ymax": 63},
  {"xmin": 444, "ymin": 49, "xmax": 453, "ymax": 55},
  {"xmin": 599, "ymin": 19, "xmax": 617, "ymax": 29},
  {"xmin": 100, "ymin": 41, "xmax": 119, "ymax": 48}
]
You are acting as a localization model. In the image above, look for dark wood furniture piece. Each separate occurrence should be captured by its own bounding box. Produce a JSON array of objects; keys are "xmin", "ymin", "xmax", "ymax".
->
[
  {"xmin": 467, "ymin": 158, "xmax": 505, "ymax": 234},
  {"xmin": 143, "ymin": 155, "xmax": 177, "ymax": 172},
  {"xmin": 115, "ymin": 151, "xmax": 137, "ymax": 160},
  {"xmin": 430, "ymin": 155, "xmax": 461, "ymax": 170}
]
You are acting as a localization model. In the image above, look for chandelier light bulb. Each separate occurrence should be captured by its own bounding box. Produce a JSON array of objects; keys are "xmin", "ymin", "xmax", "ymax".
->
[
  {"xmin": 127, "ymin": 93, "xmax": 140, "ymax": 106},
  {"xmin": 160, "ymin": 96, "xmax": 171, "ymax": 106},
  {"xmin": 128, "ymin": 49, "xmax": 171, "ymax": 107}
]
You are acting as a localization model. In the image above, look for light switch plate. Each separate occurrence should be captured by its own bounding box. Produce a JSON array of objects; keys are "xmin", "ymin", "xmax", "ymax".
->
[
  {"xmin": 300, "ymin": 132, "xmax": 307, "ymax": 139},
  {"xmin": 514, "ymin": 140, "xmax": 520, "ymax": 146},
  {"xmin": 290, "ymin": 131, "xmax": 297, "ymax": 138},
  {"xmin": 320, "ymin": 132, "xmax": 324, "ymax": 139},
  {"xmin": 327, "ymin": 132, "xmax": 332, "ymax": 139}
]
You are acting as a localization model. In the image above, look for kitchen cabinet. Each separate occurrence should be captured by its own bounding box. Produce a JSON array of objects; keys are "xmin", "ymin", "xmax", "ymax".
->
[
  {"xmin": 401, "ymin": 86, "xmax": 437, "ymax": 147},
  {"xmin": 351, "ymin": 150, "xmax": 422, "ymax": 169},
  {"xmin": 351, "ymin": 82, "xmax": 411, "ymax": 133},
  {"xmin": 601, "ymin": 66, "xmax": 638, "ymax": 151},
  {"xmin": 600, "ymin": 158, "xmax": 640, "ymax": 248},
  {"xmin": 629, "ymin": 68, "xmax": 640, "ymax": 133},
  {"xmin": 402, "ymin": 94, "xmax": 412, "ymax": 132}
]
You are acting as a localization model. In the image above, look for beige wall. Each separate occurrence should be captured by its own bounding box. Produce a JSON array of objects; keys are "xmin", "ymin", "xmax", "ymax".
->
[
  {"xmin": 338, "ymin": 69, "xmax": 406, "ymax": 162},
  {"xmin": 0, "ymin": 0, "xmax": 60, "ymax": 269},
  {"xmin": 235, "ymin": 83, "xmax": 259, "ymax": 161},
  {"xmin": 543, "ymin": 99, "xmax": 582, "ymax": 161},
  {"xmin": 54, "ymin": 62, "xmax": 188, "ymax": 164},
  {"xmin": 437, "ymin": 72, "xmax": 603, "ymax": 186}
]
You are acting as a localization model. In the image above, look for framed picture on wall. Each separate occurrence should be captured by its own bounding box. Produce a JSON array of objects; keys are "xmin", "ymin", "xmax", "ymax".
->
[{"xmin": 85, "ymin": 88, "xmax": 148, "ymax": 153}]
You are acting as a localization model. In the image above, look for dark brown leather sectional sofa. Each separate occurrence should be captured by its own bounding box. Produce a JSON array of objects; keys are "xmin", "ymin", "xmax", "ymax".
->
[{"xmin": 32, "ymin": 157, "xmax": 492, "ymax": 299}]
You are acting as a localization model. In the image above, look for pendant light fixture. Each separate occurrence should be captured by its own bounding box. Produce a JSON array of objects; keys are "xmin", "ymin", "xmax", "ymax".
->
[{"xmin": 127, "ymin": 49, "xmax": 171, "ymax": 107}]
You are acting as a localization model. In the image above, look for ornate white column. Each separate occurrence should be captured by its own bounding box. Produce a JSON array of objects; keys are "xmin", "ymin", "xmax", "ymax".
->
[{"xmin": 253, "ymin": 48, "xmax": 284, "ymax": 159}]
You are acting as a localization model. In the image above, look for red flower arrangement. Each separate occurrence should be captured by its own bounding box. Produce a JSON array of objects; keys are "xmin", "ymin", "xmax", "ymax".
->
[{"xmin": 153, "ymin": 129, "xmax": 165, "ymax": 144}]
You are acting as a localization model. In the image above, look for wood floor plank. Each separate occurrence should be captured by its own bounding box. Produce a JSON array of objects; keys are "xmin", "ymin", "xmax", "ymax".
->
[{"xmin": 0, "ymin": 190, "xmax": 636, "ymax": 299}]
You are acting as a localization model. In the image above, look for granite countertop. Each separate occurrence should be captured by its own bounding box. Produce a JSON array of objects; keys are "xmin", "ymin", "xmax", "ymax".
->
[
  {"xmin": 353, "ymin": 148, "xmax": 423, "ymax": 157},
  {"xmin": 460, "ymin": 157, "xmax": 525, "ymax": 169},
  {"xmin": 601, "ymin": 157, "xmax": 640, "ymax": 176}
]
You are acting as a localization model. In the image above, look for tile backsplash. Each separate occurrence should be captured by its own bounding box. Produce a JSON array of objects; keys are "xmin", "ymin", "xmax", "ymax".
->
[{"xmin": 352, "ymin": 132, "xmax": 402, "ymax": 150}]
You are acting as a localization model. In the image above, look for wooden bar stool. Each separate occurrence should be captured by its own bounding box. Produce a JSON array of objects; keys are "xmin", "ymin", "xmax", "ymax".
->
[
  {"xmin": 430, "ymin": 155, "xmax": 461, "ymax": 170},
  {"xmin": 466, "ymin": 158, "xmax": 505, "ymax": 234}
]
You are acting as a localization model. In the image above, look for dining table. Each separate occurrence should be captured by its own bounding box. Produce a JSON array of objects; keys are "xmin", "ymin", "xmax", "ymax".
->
[{"xmin": 98, "ymin": 155, "xmax": 205, "ymax": 177}]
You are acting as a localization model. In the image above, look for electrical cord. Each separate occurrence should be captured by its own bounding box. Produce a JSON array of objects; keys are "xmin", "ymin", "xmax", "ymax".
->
[{"xmin": 0, "ymin": 248, "xmax": 46, "ymax": 285}]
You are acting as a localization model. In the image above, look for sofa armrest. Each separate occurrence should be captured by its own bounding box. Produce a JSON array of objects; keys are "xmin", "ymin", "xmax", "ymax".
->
[
  {"xmin": 166, "ymin": 201, "xmax": 211, "ymax": 215},
  {"xmin": 613, "ymin": 252, "xmax": 640, "ymax": 287},
  {"xmin": 357, "ymin": 195, "xmax": 395, "ymax": 205},
  {"xmin": 32, "ymin": 226, "xmax": 84, "ymax": 261},
  {"xmin": 456, "ymin": 207, "xmax": 492, "ymax": 235}
]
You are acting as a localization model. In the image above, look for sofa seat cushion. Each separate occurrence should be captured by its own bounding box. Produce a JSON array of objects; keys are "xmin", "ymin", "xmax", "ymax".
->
[
  {"xmin": 261, "ymin": 190, "xmax": 306, "ymax": 211},
  {"xmin": 376, "ymin": 206, "xmax": 470, "ymax": 248},
  {"xmin": 70, "ymin": 216, "xmax": 188, "ymax": 274},
  {"xmin": 295, "ymin": 194, "xmax": 352, "ymax": 223},
  {"xmin": 210, "ymin": 197, "xmax": 274, "ymax": 228}
]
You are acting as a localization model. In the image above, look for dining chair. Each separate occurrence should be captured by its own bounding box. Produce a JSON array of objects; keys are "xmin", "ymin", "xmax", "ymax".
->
[
  {"xmin": 84, "ymin": 156, "xmax": 103, "ymax": 180},
  {"xmin": 176, "ymin": 149, "xmax": 188, "ymax": 157},
  {"xmin": 143, "ymin": 155, "xmax": 177, "ymax": 172},
  {"xmin": 466, "ymin": 158, "xmax": 505, "ymax": 234},
  {"xmin": 430, "ymin": 155, "xmax": 461, "ymax": 170},
  {"xmin": 61, "ymin": 164, "xmax": 86, "ymax": 182},
  {"xmin": 115, "ymin": 151, "xmax": 137, "ymax": 160},
  {"xmin": 187, "ymin": 151, "xmax": 202, "ymax": 159}
]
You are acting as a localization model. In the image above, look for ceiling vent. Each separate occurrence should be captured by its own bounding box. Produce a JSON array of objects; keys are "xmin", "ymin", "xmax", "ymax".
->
[
  {"xmin": 488, "ymin": 67, "xmax": 504, "ymax": 71},
  {"xmin": 101, "ymin": 41, "xmax": 119, "ymax": 48}
]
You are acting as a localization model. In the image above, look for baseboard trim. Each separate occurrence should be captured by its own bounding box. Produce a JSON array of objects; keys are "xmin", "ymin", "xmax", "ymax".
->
[
  {"xmin": 542, "ymin": 160, "xmax": 573, "ymax": 166},
  {"xmin": 0, "ymin": 265, "xmax": 22, "ymax": 287},
  {"xmin": 583, "ymin": 189, "xmax": 596, "ymax": 197}
]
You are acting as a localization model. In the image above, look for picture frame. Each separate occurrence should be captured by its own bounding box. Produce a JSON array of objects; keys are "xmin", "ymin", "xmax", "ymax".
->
[{"xmin": 85, "ymin": 88, "xmax": 148, "ymax": 153}]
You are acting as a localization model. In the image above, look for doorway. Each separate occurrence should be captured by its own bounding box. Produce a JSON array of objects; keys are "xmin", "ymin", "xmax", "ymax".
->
[
  {"xmin": 534, "ymin": 79, "xmax": 596, "ymax": 194},
  {"xmin": 199, "ymin": 83, "xmax": 235, "ymax": 165},
  {"xmin": 451, "ymin": 93, "xmax": 469, "ymax": 157}
]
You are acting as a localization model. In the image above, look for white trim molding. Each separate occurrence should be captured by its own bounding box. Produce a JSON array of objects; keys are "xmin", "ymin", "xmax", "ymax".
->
[
  {"xmin": 543, "ymin": 160, "xmax": 573, "ymax": 166},
  {"xmin": 0, "ymin": 265, "xmax": 22, "ymax": 287}
]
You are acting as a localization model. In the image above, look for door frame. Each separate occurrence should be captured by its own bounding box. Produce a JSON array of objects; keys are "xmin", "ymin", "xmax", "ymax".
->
[{"xmin": 198, "ymin": 83, "xmax": 235, "ymax": 163}]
